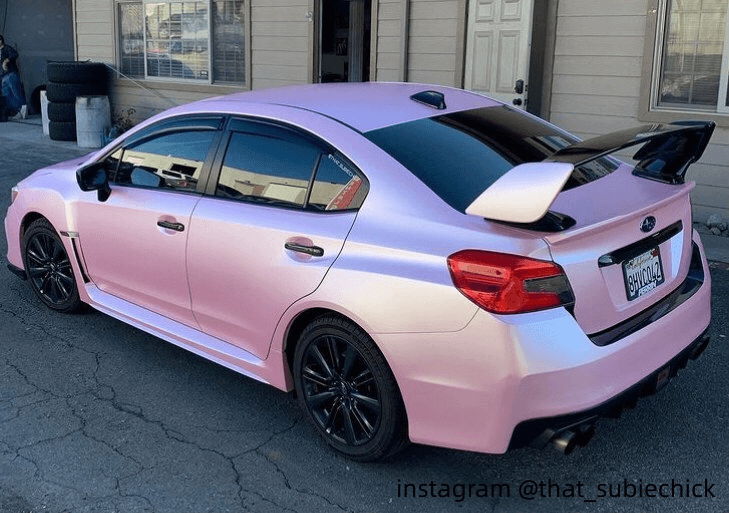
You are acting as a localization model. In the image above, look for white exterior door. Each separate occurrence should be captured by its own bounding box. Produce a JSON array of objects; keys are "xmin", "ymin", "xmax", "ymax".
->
[{"xmin": 464, "ymin": 0, "xmax": 534, "ymax": 109}]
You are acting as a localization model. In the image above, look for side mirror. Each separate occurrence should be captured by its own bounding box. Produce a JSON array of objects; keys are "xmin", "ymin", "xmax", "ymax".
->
[{"xmin": 76, "ymin": 163, "xmax": 112, "ymax": 202}]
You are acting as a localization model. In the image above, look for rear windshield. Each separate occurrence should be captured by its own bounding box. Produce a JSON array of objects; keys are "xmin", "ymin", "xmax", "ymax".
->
[{"xmin": 364, "ymin": 105, "xmax": 617, "ymax": 213}]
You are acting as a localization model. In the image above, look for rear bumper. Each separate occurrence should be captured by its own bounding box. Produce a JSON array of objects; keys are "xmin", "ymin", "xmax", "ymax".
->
[
  {"xmin": 378, "ymin": 231, "xmax": 711, "ymax": 455},
  {"xmin": 508, "ymin": 327, "xmax": 710, "ymax": 453}
]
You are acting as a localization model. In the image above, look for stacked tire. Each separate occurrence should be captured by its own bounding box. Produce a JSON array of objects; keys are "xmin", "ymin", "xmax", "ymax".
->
[{"xmin": 46, "ymin": 62, "xmax": 108, "ymax": 141}]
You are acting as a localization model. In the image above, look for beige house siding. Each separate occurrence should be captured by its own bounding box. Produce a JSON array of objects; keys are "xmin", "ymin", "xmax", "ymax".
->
[
  {"xmin": 376, "ymin": 0, "xmax": 405, "ymax": 81},
  {"xmin": 75, "ymin": 0, "xmax": 114, "ymax": 62},
  {"xmin": 406, "ymin": 0, "xmax": 459, "ymax": 86},
  {"xmin": 250, "ymin": 0, "xmax": 310, "ymax": 89},
  {"xmin": 550, "ymin": 0, "xmax": 729, "ymax": 222}
]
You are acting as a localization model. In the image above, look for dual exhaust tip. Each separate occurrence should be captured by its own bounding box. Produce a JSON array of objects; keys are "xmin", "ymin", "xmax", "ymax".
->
[{"xmin": 549, "ymin": 425, "xmax": 596, "ymax": 455}]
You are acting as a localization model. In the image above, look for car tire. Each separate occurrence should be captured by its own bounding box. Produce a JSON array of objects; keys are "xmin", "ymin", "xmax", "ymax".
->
[
  {"xmin": 47, "ymin": 61, "xmax": 108, "ymax": 84},
  {"xmin": 293, "ymin": 315, "xmax": 409, "ymax": 461},
  {"xmin": 49, "ymin": 121, "xmax": 77, "ymax": 141},
  {"xmin": 46, "ymin": 81, "xmax": 106, "ymax": 103},
  {"xmin": 21, "ymin": 218, "xmax": 83, "ymax": 313},
  {"xmin": 48, "ymin": 101, "xmax": 76, "ymax": 122}
]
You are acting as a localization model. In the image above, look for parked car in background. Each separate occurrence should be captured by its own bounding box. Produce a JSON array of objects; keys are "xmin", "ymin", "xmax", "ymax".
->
[{"xmin": 4, "ymin": 83, "xmax": 713, "ymax": 460}]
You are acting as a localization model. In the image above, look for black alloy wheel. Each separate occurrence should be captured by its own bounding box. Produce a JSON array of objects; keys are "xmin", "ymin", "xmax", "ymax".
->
[
  {"xmin": 22, "ymin": 218, "xmax": 82, "ymax": 313},
  {"xmin": 294, "ymin": 315, "xmax": 408, "ymax": 461}
]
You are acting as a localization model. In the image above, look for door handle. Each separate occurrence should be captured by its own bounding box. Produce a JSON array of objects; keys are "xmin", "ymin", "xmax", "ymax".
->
[
  {"xmin": 285, "ymin": 242, "xmax": 324, "ymax": 257},
  {"xmin": 157, "ymin": 220, "xmax": 185, "ymax": 232}
]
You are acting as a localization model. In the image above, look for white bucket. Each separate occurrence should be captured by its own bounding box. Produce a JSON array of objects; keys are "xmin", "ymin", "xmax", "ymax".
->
[
  {"xmin": 40, "ymin": 90, "xmax": 49, "ymax": 136},
  {"xmin": 76, "ymin": 95, "xmax": 111, "ymax": 148}
]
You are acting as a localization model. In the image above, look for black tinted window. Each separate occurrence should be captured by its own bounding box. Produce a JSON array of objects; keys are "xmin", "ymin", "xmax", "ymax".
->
[
  {"xmin": 112, "ymin": 130, "xmax": 215, "ymax": 192},
  {"xmin": 309, "ymin": 153, "xmax": 367, "ymax": 211},
  {"xmin": 216, "ymin": 131, "xmax": 320, "ymax": 207},
  {"xmin": 365, "ymin": 105, "xmax": 617, "ymax": 213}
]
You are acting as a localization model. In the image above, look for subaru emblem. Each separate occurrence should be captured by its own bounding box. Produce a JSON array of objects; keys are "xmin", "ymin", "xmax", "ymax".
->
[{"xmin": 640, "ymin": 216, "xmax": 656, "ymax": 233}]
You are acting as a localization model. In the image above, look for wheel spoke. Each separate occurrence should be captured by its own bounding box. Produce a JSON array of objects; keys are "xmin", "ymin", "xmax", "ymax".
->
[
  {"xmin": 342, "ymin": 405, "xmax": 358, "ymax": 445},
  {"xmin": 351, "ymin": 392, "xmax": 380, "ymax": 413},
  {"xmin": 39, "ymin": 273, "xmax": 52, "ymax": 296},
  {"xmin": 325, "ymin": 336, "xmax": 341, "ymax": 372},
  {"xmin": 302, "ymin": 366, "xmax": 332, "ymax": 388},
  {"xmin": 352, "ymin": 368, "xmax": 375, "ymax": 388},
  {"xmin": 47, "ymin": 275, "xmax": 62, "ymax": 302},
  {"xmin": 27, "ymin": 265, "xmax": 46, "ymax": 278},
  {"xmin": 351, "ymin": 403, "xmax": 375, "ymax": 438},
  {"xmin": 340, "ymin": 345, "xmax": 358, "ymax": 380},
  {"xmin": 323, "ymin": 399, "xmax": 343, "ymax": 433},
  {"xmin": 28, "ymin": 238, "xmax": 48, "ymax": 262},
  {"xmin": 39, "ymin": 235, "xmax": 53, "ymax": 261},
  {"xmin": 50, "ymin": 239, "xmax": 63, "ymax": 262},
  {"xmin": 26, "ymin": 248, "xmax": 45, "ymax": 267},
  {"xmin": 57, "ymin": 269, "xmax": 74, "ymax": 284},
  {"xmin": 310, "ymin": 345, "xmax": 335, "ymax": 380},
  {"xmin": 307, "ymin": 389, "xmax": 337, "ymax": 409},
  {"xmin": 54, "ymin": 275, "xmax": 71, "ymax": 300}
]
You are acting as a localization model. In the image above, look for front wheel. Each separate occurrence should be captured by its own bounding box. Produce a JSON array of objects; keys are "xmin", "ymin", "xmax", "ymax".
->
[
  {"xmin": 293, "ymin": 315, "xmax": 408, "ymax": 461},
  {"xmin": 22, "ymin": 218, "xmax": 82, "ymax": 313}
]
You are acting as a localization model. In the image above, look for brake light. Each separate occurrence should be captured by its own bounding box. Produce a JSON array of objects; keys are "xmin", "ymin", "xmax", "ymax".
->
[{"xmin": 447, "ymin": 250, "xmax": 574, "ymax": 314}]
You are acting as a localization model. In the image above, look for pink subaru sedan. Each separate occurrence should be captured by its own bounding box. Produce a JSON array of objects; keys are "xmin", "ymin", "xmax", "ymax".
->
[{"xmin": 4, "ymin": 83, "xmax": 713, "ymax": 460}]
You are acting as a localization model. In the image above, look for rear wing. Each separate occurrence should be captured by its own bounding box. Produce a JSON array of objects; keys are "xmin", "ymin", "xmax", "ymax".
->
[
  {"xmin": 546, "ymin": 120, "xmax": 716, "ymax": 185},
  {"xmin": 465, "ymin": 120, "xmax": 715, "ymax": 225}
]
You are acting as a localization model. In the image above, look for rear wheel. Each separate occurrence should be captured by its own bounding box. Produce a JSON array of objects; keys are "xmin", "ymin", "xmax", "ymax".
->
[
  {"xmin": 293, "ymin": 315, "xmax": 408, "ymax": 461},
  {"xmin": 22, "ymin": 218, "xmax": 82, "ymax": 313}
]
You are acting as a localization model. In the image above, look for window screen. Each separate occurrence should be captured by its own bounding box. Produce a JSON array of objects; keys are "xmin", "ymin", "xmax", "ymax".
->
[
  {"xmin": 213, "ymin": 0, "xmax": 246, "ymax": 83},
  {"xmin": 658, "ymin": 0, "xmax": 727, "ymax": 107},
  {"xmin": 116, "ymin": 0, "xmax": 247, "ymax": 85}
]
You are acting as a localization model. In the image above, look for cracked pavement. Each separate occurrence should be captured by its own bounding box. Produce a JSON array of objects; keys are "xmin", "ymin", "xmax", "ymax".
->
[{"xmin": 1, "ymin": 121, "xmax": 728, "ymax": 513}]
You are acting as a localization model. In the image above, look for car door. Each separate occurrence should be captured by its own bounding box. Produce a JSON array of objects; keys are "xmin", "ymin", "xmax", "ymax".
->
[
  {"xmin": 75, "ymin": 116, "xmax": 224, "ymax": 328},
  {"xmin": 186, "ymin": 118, "xmax": 367, "ymax": 360}
]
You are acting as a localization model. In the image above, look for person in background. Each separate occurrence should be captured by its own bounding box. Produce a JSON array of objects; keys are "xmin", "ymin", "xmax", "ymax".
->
[{"xmin": 0, "ymin": 35, "xmax": 27, "ymax": 120}]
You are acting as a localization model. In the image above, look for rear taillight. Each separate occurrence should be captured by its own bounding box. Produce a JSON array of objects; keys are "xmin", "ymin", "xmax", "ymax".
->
[{"xmin": 447, "ymin": 250, "xmax": 574, "ymax": 314}]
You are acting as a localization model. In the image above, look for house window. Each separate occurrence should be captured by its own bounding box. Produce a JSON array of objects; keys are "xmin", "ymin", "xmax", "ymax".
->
[
  {"xmin": 655, "ymin": 0, "xmax": 729, "ymax": 112},
  {"xmin": 117, "ymin": 0, "xmax": 247, "ymax": 85}
]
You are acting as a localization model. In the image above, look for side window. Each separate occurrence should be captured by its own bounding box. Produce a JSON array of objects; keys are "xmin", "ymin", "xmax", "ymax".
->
[
  {"xmin": 113, "ymin": 130, "xmax": 216, "ymax": 192},
  {"xmin": 216, "ymin": 130, "xmax": 320, "ymax": 207},
  {"xmin": 309, "ymin": 153, "xmax": 367, "ymax": 211}
]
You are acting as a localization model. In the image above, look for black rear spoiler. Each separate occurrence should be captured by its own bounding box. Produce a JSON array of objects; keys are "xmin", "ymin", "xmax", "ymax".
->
[{"xmin": 546, "ymin": 121, "xmax": 715, "ymax": 185}]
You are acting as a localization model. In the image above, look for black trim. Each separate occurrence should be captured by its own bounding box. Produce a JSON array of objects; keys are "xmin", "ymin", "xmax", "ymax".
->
[
  {"xmin": 546, "ymin": 121, "xmax": 715, "ymax": 185},
  {"xmin": 70, "ymin": 239, "xmax": 91, "ymax": 283},
  {"xmin": 508, "ymin": 327, "xmax": 710, "ymax": 451},
  {"xmin": 589, "ymin": 241, "xmax": 704, "ymax": 347},
  {"xmin": 7, "ymin": 262, "xmax": 27, "ymax": 280},
  {"xmin": 496, "ymin": 211, "xmax": 577, "ymax": 233},
  {"xmin": 598, "ymin": 220, "xmax": 682, "ymax": 267}
]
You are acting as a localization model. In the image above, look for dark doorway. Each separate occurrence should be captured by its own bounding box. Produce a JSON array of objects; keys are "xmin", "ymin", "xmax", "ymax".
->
[{"xmin": 319, "ymin": 0, "xmax": 371, "ymax": 83}]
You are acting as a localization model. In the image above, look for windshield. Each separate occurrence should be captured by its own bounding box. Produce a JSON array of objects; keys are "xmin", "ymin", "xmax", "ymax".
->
[{"xmin": 364, "ymin": 105, "xmax": 617, "ymax": 213}]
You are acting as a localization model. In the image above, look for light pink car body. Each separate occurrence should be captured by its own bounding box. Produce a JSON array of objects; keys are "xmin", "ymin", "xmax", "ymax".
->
[{"xmin": 4, "ymin": 83, "xmax": 711, "ymax": 455}]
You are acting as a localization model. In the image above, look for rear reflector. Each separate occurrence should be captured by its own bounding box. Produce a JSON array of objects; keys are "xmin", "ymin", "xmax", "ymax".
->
[{"xmin": 447, "ymin": 250, "xmax": 574, "ymax": 314}]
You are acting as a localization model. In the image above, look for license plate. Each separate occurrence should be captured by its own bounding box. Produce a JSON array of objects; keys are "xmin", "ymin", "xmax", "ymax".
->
[{"xmin": 622, "ymin": 247, "xmax": 665, "ymax": 301}]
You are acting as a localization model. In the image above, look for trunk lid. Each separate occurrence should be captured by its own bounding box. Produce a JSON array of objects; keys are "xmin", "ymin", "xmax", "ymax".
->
[{"xmin": 545, "ymin": 164, "xmax": 694, "ymax": 334}]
